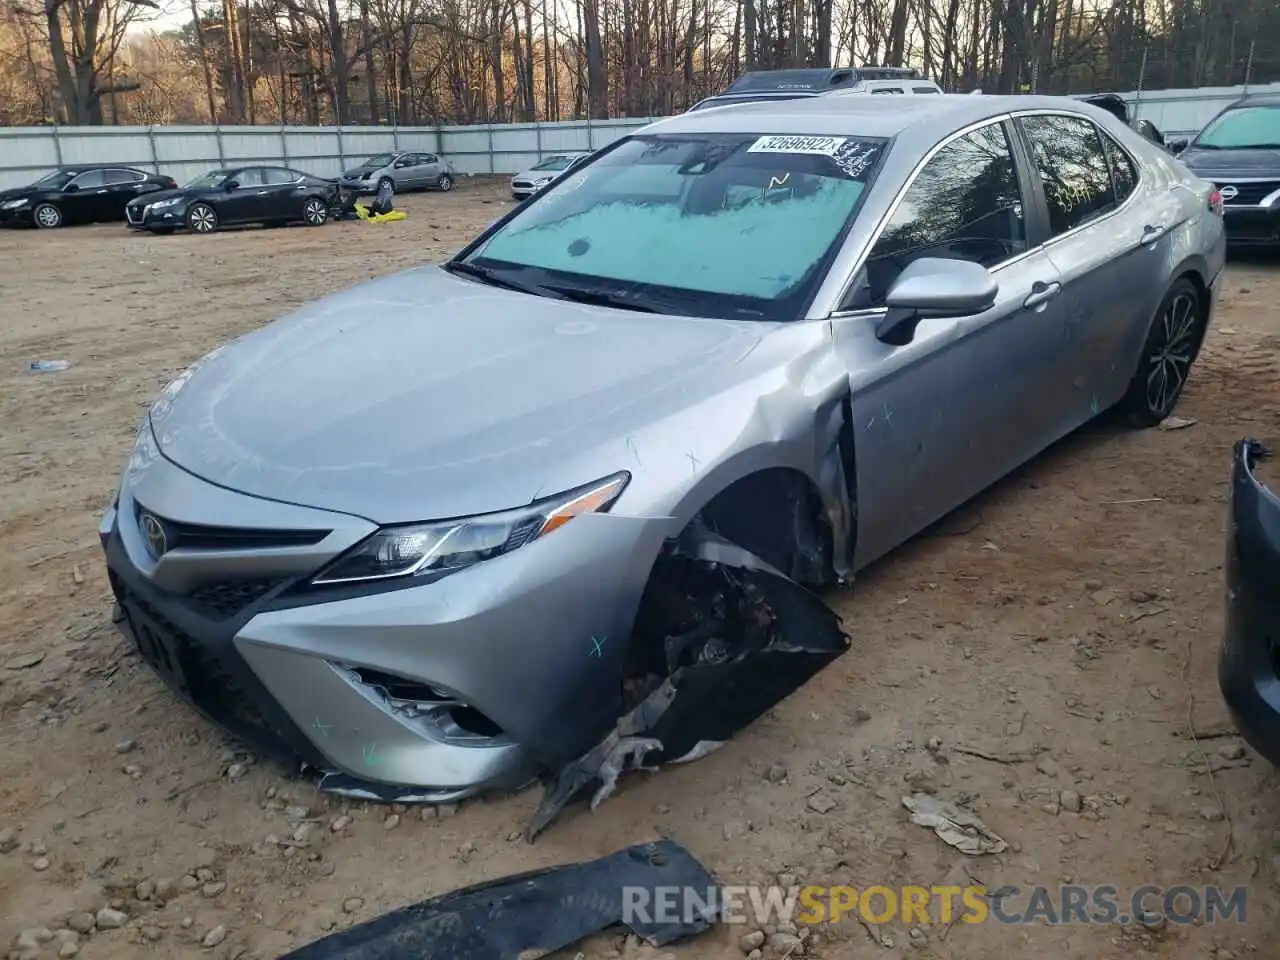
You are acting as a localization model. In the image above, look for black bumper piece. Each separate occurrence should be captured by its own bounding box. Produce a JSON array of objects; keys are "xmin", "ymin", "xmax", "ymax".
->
[
  {"xmin": 277, "ymin": 840, "xmax": 718, "ymax": 959},
  {"xmin": 1220, "ymin": 438, "xmax": 1280, "ymax": 766}
]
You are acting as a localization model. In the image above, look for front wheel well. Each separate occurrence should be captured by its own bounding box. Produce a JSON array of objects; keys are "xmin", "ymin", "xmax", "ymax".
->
[{"xmin": 691, "ymin": 467, "xmax": 834, "ymax": 586}]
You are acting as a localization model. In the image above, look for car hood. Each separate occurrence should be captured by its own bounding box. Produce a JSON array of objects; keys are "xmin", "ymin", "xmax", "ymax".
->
[
  {"xmin": 147, "ymin": 265, "xmax": 767, "ymax": 523},
  {"xmin": 1179, "ymin": 146, "xmax": 1280, "ymax": 177},
  {"xmin": 0, "ymin": 185, "xmax": 45, "ymax": 202},
  {"xmin": 127, "ymin": 188, "xmax": 187, "ymax": 207},
  {"xmin": 341, "ymin": 167, "xmax": 378, "ymax": 177}
]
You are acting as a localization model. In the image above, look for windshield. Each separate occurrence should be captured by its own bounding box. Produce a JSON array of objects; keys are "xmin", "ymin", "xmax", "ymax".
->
[
  {"xmin": 184, "ymin": 170, "xmax": 231, "ymax": 190},
  {"xmin": 463, "ymin": 132, "xmax": 887, "ymax": 320},
  {"xmin": 34, "ymin": 169, "xmax": 76, "ymax": 187},
  {"xmin": 362, "ymin": 154, "xmax": 395, "ymax": 167},
  {"xmin": 1195, "ymin": 105, "xmax": 1280, "ymax": 149},
  {"xmin": 532, "ymin": 155, "xmax": 578, "ymax": 172}
]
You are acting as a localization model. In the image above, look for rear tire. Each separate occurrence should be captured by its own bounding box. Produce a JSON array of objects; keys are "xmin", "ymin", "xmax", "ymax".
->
[
  {"xmin": 302, "ymin": 197, "xmax": 328, "ymax": 226},
  {"xmin": 34, "ymin": 203, "xmax": 62, "ymax": 229},
  {"xmin": 1115, "ymin": 277, "xmax": 1205, "ymax": 428},
  {"xmin": 187, "ymin": 203, "xmax": 218, "ymax": 234}
]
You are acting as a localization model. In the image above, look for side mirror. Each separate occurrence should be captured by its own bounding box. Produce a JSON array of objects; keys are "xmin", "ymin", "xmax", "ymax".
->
[
  {"xmin": 225, "ymin": 180, "xmax": 240, "ymax": 191},
  {"xmin": 1167, "ymin": 137, "xmax": 1189, "ymax": 154},
  {"xmin": 876, "ymin": 258, "xmax": 998, "ymax": 346},
  {"xmin": 63, "ymin": 183, "xmax": 80, "ymax": 193}
]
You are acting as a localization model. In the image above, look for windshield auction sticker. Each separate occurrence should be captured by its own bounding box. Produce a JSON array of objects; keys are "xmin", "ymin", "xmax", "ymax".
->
[{"xmin": 747, "ymin": 135, "xmax": 847, "ymax": 155}]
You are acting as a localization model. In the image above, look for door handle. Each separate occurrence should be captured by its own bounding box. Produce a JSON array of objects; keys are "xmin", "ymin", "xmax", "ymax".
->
[
  {"xmin": 256, "ymin": 190, "xmax": 269, "ymax": 195},
  {"xmin": 1140, "ymin": 224, "xmax": 1168, "ymax": 246},
  {"xmin": 1023, "ymin": 280, "xmax": 1062, "ymax": 310},
  {"xmin": 96, "ymin": 189, "xmax": 108, "ymax": 194}
]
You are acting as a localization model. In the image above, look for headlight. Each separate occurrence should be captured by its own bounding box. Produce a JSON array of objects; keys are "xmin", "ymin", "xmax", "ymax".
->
[
  {"xmin": 534, "ymin": 177, "xmax": 554, "ymax": 186},
  {"xmin": 1, "ymin": 198, "xmax": 30, "ymax": 209},
  {"xmin": 312, "ymin": 472, "xmax": 630, "ymax": 585},
  {"xmin": 150, "ymin": 197, "xmax": 183, "ymax": 209}
]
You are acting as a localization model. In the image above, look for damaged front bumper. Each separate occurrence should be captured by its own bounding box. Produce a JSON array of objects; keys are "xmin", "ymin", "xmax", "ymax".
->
[
  {"xmin": 1220, "ymin": 438, "xmax": 1280, "ymax": 766},
  {"xmin": 102, "ymin": 447, "xmax": 670, "ymax": 801}
]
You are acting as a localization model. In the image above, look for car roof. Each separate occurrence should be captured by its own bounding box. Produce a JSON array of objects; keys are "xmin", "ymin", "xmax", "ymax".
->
[
  {"xmin": 56, "ymin": 164, "xmax": 146, "ymax": 172},
  {"xmin": 650, "ymin": 93, "xmax": 1113, "ymax": 143}
]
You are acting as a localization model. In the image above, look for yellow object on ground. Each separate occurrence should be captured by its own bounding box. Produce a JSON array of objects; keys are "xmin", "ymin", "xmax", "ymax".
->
[{"xmin": 354, "ymin": 202, "xmax": 407, "ymax": 224}]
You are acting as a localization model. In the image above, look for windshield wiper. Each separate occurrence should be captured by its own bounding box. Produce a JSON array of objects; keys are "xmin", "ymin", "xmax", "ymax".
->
[
  {"xmin": 1225, "ymin": 143, "xmax": 1280, "ymax": 150},
  {"xmin": 537, "ymin": 284, "xmax": 664, "ymax": 313},
  {"xmin": 444, "ymin": 261, "xmax": 567, "ymax": 300}
]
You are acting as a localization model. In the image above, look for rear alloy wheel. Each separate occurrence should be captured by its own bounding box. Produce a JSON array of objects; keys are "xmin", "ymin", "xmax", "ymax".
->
[
  {"xmin": 33, "ymin": 203, "xmax": 62, "ymax": 229},
  {"xmin": 302, "ymin": 197, "xmax": 328, "ymax": 226},
  {"xmin": 187, "ymin": 203, "xmax": 218, "ymax": 234},
  {"xmin": 1116, "ymin": 277, "xmax": 1204, "ymax": 428},
  {"xmin": 438, "ymin": 174, "xmax": 455, "ymax": 192}
]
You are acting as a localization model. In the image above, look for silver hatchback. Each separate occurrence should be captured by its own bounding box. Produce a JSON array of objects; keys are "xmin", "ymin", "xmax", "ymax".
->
[{"xmin": 339, "ymin": 151, "xmax": 454, "ymax": 196}]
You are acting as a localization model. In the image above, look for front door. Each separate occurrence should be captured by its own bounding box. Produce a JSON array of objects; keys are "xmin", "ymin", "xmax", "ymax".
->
[
  {"xmin": 1015, "ymin": 113, "xmax": 1177, "ymax": 420},
  {"xmin": 62, "ymin": 169, "xmax": 110, "ymax": 223},
  {"xmin": 221, "ymin": 168, "xmax": 269, "ymax": 223},
  {"xmin": 831, "ymin": 118, "xmax": 1069, "ymax": 569}
]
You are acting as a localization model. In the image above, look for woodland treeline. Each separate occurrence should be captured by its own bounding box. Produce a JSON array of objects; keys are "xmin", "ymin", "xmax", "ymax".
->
[{"xmin": 1, "ymin": 0, "xmax": 1278, "ymax": 127}]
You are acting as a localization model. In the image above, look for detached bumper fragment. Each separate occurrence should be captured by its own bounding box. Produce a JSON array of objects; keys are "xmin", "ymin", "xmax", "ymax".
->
[
  {"xmin": 276, "ymin": 840, "xmax": 719, "ymax": 959},
  {"xmin": 1220, "ymin": 438, "xmax": 1280, "ymax": 766},
  {"xmin": 527, "ymin": 536, "xmax": 849, "ymax": 841}
]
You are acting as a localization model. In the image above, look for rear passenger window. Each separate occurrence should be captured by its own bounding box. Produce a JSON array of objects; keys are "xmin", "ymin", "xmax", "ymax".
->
[
  {"xmin": 1103, "ymin": 135, "xmax": 1138, "ymax": 204},
  {"xmin": 858, "ymin": 120, "xmax": 1027, "ymax": 307},
  {"xmin": 262, "ymin": 168, "xmax": 296, "ymax": 184},
  {"xmin": 913, "ymin": 87, "xmax": 939, "ymax": 94},
  {"xmin": 1018, "ymin": 114, "xmax": 1117, "ymax": 235}
]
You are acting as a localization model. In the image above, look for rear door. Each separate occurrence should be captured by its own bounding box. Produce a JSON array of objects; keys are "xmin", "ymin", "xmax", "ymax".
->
[
  {"xmin": 260, "ymin": 167, "xmax": 304, "ymax": 218},
  {"xmin": 100, "ymin": 168, "xmax": 149, "ymax": 220},
  {"xmin": 1014, "ymin": 112, "xmax": 1177, "ymax": 416},
  {"xmin": 832, "ymin": 118, "xmax": 1068, "ymax": 566},
  {"xmin": 418, "ymin": 153, "xmax": 443, "ymax": 185}
]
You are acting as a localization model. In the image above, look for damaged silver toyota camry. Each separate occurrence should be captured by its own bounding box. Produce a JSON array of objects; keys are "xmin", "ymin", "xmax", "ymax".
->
[{"xmin": 102, "ymin": 94, "xmax": 1224, "ymax": 819}]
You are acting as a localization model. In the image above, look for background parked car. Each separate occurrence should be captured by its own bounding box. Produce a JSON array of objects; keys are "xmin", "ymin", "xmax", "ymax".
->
[
  {"xmin": 510, "ymin": 153, "xmax": 590, "ymax": 200},
  {"xmin": 125, "ymin": 166, "xmax": 337, "ymax": 235},
  {"xmin": 338, "ymin": 152, "xmax": 455, "ymax": 196},
  {"xmin": 0, "ymin": 166, "xmax": 177, "ymax": 229},
  {"xmin": 1169, "ymin": 93, "xmax": 1280, "ymax": 247}
]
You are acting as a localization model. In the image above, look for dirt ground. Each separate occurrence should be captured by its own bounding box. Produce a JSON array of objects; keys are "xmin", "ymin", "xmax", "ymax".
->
[{"xmin": 2, "ymin": 177, "xmax": 1279, "ymax": 960}]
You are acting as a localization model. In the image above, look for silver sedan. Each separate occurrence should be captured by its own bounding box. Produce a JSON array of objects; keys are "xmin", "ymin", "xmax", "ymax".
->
[{"xmin": 102, "ymin": 94, "xmax": 1224, "ymax": 809}]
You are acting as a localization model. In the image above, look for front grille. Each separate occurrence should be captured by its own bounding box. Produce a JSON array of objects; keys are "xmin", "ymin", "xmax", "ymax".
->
[
  {"xmin": 126, "ymin": 206, "xmax": 142, "ymax": 223},
  {"xmin": 111, "ymin": 572, "xmax": 295, "ymax": 756},
  {"xmin": 1215, "ymin": 180, "xmax": 1280, "ymax": 206},
  {"xmin": 512, "ymin": 180, "xmax": 533, "ymax": 189},
  {"xmin": 190, "ymin": 578, "xmax": 283, "ymax": 619},
  {"xmin": 133, "ymin": 502, "xmax": 329, "ymax": 551}
]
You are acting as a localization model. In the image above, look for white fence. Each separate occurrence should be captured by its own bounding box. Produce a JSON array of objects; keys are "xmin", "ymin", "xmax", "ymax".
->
[
  {"xmin": 0, "ymin": 118, "xmax": 656, "ymax": 190},
  {"xmin": 0, "ymin": 81, "xmax": 1276, "ymax": 190}
]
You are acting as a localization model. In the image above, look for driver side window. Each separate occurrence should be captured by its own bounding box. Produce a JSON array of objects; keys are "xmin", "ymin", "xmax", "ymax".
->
[{"xmin": 857, "ymin": 121, "xmax": 1027, "ymax": 308}]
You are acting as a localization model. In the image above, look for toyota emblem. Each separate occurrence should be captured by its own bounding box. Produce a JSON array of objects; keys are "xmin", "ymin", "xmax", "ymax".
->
[
  {"xmin": 140, "ymin": 511, "xmax": 168, "ymax": 559},
  {"xmin": 1219, "ymin": 185, "xmax": 1238, "ymax": 201}
]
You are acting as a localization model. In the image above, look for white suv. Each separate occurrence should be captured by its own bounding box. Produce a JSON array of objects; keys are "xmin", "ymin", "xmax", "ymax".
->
[{"xmin": 822, "ymin": 79, "xmax": 943, "ymax": 97}]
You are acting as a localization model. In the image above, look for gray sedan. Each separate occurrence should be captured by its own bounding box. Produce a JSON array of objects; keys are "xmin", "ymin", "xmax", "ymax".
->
[
  {"xmin": 338, "ymin": 151, "xmax": 454, "ymax": 196},
  {"xmin": 101, "ymin": 94, "xmax": 1224, "ymax": 808}
]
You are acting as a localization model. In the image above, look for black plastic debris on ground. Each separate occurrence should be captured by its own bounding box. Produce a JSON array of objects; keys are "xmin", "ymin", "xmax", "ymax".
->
[
  {"xmin": 527, "ymin": 548, "xmax": 849, "ymax": 841},
  {"xmin": 275, "ymin": 840, "xmax": 719, "ymax": 960}
]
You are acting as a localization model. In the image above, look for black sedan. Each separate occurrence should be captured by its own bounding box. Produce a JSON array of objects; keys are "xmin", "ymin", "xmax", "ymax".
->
[
  {"xmin": 125, "ymin": 166, "xmax": 337, "ymax": 235},
  {"xmin": 1173, "ymin": 94, "xmax": 1280, "ymax": 246},
  {"xmin": 0, "ymin": 165, "xmax": 178, "ymax": 229},
  {"xmin": 1221, "ymin": 439, "xmax": 1280, "ymax": 766}
]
